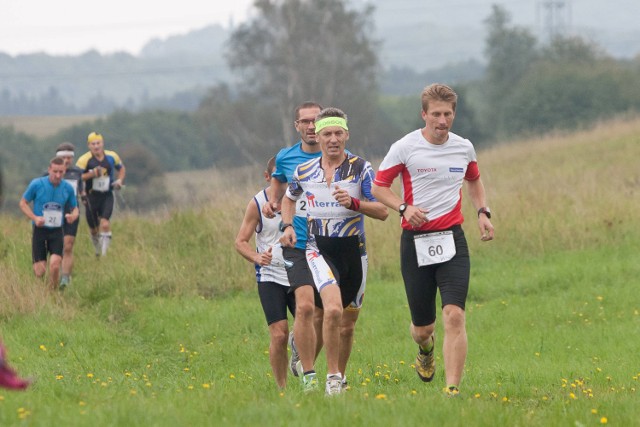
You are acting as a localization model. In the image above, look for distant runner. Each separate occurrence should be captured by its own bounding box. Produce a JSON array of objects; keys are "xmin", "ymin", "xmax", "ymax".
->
[{"xmin": 76, "ymin": 132, "xmax": 126, "ymax": 257}]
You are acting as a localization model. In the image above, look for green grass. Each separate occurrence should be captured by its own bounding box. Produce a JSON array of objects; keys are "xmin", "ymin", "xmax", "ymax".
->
[{"xmin": 2, "ymin": 118, "xmax": 640, "ymax": 425}]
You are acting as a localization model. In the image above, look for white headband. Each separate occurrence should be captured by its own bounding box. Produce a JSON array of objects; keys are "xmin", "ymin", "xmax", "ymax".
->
[{"xmin": 56, "ymin": 150, "xmax": 75, "ymax": 157}]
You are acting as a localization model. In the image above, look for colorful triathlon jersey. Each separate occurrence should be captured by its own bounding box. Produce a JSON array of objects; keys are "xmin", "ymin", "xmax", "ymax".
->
[
  {"xmin": 76, "ymin": 150, "xmax": 124, "ymax": 193},
  {"xmin": 285, "ymin": 153, "xmax": 376, "ymax": 242},
  {"xmin": 253, "ymin": 189, "xmax": 289, "ymax": 287},
  {"xmin": 374, "ymin": 129, "xmax": 480, "ymax": 232},
  {"xmin": 272, "ymin": 141, "xmax": 322, "ymax": 249},
  {"xmin": 22, "ymin": 177, "xmax": 77, "ymax": 228}
]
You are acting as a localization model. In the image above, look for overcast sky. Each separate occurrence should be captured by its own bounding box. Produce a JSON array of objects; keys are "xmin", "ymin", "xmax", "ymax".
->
[{"xmin": 0, "ymin": 0, "xmax": 254, "ymax": 56}]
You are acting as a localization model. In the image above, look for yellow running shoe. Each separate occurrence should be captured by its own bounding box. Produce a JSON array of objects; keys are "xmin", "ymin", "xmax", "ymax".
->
[{"xmin": 415, "ymin": 336, "xmax": 435, "ymax": 382}]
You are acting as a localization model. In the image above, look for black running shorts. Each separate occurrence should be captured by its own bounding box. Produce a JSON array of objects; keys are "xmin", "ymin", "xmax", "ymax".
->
[
  {"xmin": 400, "ymin": 225, "xmax": 470, "ymax": 326},
  {"xmin": 32, "ymin": 226, "xmax": 64, "ymax": 263}
]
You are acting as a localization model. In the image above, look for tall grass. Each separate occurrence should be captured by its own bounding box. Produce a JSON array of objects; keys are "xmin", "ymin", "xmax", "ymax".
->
[{"xmin": 1, "ymin": 117, "xmax": 639, "ymax": 426}]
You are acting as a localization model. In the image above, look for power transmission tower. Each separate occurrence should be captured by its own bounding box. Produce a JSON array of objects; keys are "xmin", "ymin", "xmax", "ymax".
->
[{"xmin": 536, "ymin": 0, "xmax": 572, "ymax": 41}]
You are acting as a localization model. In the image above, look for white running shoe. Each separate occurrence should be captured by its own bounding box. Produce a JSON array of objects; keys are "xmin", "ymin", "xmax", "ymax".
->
[{"xmin": 325, "ymin": 374, "xmax": 343, "ymax": 396}]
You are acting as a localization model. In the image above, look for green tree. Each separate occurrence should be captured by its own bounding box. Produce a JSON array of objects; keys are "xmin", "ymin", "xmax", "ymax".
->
[{"xmin": 223, "ymin": 0, "xmax": 383, "ymax": 157}]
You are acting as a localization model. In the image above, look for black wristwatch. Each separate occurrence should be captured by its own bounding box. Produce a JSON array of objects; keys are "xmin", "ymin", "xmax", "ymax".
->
[
  {"xmin": 477, "ymin": 207, "xmax": 491, "ymax": 219},
  {"xmin": 279, "ymin": 221, "xmax": 293, "ymax": 232},
  {"xmin": 398, "ymin": 203, "xmax": 408, "ymax": 217}
]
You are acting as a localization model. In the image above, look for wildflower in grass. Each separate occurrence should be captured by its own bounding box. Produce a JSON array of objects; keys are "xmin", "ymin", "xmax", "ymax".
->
[
  {"xmin": 56, "ymin": 375, "xmax": 64, "ymax": 380},
  {"xmin": 0, "ymin": 396, "xmax": 4, "ymax": 401},
  {"xmin": 279, "ymin": 392, "xmax": 284, "ymax": 397},
  {"xmin": 59, "ymin": 342, "xmax": 64, "ymax": 347},
  {"xmin": 591, "ymin": 409, "xmax": 598, "ymax": 414},
  {"xmin": 39, "ymin": 345, "xmax": 47, "ymax": 351},
  {"xmin": 124, "ymin": 372, "xmax": 131, "ymax": 377},
  {"xmin": 490, "ymin": 392, "xmax": 498, "ymax": 398},
  {"xmin": 474, "ymin": 393, "xmax": 481, "ymax": 398},
  {"xmin": 79, "ymin": 401, "xmax": 86, "ymax": 406},
  {"xmin": 130, "ymin": 389, "xmax": 137, "ymax": 395},
  {"xmin": 596, "ymin": 368, "xmax": 602, "ymax": 373},
  {"xmin": 596, "ymin": 296, "xmax": 603, "ymax": 301},
  {"xmin": 17, "ymin": 407, "xmax": 30, "ymax": 419},
  {"xmin": 569, "ymin": 392, "xmax": 577, "ymax": 400},
  {"xmin": 542, "ymin": 396, "xmax": 548, "ymax": 401},
  {"xmin": 411, "ymin": 390, "xmax": 417, "ymax": 395},
  {"xmin": 202, "ymin": 383, "xmax": 210, "ymax": 389},
  {"xmin": 535, "ymin": 352, "xmax": 540, "ymax": 357},
  {"xmin": 502, "ymin": 396, "xmax": 509, "ymax": 403},
  {"xmin": 187, "ymin": 385, "xmax": 194, "ymax": 390},
  {"xmin": 600, "ymin": 417, "xmax": 608, "ymax": 424},
  {"xmin": 87, "ymin": 373, "xmax": 94, "ymax": 378},
  {"xmin": 375, "ymin": 394, "xmax": 387, "ymax": 400},
  {"xmin": 229, "ymin": 374, "xmax": 235, "ymax": 379},
  {"xmin": 183, "ymin": 368, "xmax": 190, "ymax": 372}
]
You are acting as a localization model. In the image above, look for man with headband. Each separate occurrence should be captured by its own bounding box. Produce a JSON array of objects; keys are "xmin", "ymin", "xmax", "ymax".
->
[
  {"xmin": 76, "ymin": 132, "xmax": 126, "ymax": 258},
  {"xmin": 55, "ymin": 142, "xmax": 85, "ymax": 289},
  {"xmin": 279, "ymin": 107, "xmax": 388, "ymax": 395}
]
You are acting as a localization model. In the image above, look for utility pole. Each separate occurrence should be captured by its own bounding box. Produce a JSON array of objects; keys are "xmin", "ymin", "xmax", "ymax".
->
[{"xmin": 536, "ymin": 0, "xmax": 572, "ymax": 41}]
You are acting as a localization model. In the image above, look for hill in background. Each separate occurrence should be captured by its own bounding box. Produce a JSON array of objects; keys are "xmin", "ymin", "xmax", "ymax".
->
[{"xmin": 1, "ymin": 0, "xmax": 639, "ymax": 114}]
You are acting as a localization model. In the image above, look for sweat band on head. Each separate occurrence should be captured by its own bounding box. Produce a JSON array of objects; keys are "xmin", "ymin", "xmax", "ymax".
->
[
  {"xmin": 56, "ymin": 150, "xmax": 75, "ymax": 157},
  {"xmin": 314, "ymin": 117, "xmax": 348, "ymax": 133}
]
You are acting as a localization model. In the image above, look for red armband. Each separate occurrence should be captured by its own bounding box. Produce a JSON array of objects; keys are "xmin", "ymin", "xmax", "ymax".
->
[{"xmin": 349, "ymin": 197, "xmax": 361, "ymax": 211}]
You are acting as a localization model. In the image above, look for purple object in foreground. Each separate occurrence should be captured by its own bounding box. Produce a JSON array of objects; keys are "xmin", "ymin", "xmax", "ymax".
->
[{"xmin": 0, "ymin": 341, "xmax": 30, "ymax": 390}]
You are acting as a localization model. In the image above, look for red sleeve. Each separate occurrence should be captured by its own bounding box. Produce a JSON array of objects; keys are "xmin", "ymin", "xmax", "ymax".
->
[
  {"xmin": 374, "ymin": 163, "xmax": 405, "ymax": 187},
  {"xmin": 465, "ymin": 161, "xmax": 480, "ymax": 181}
]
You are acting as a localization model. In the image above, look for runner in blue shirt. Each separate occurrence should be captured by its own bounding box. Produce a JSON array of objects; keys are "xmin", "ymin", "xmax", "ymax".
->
[{"xmin": 20, "ymin": 157, "xmax": 79, "ymax": 290}]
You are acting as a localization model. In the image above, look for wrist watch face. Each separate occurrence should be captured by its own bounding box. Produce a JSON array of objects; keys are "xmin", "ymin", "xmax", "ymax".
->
[{"xmin": 399, "ymin": 203, "xmax": 407, "ymax": 216}]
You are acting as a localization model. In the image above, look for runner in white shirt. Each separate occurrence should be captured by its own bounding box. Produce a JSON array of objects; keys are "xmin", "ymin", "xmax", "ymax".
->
[
  {"xmin": 372, "ymin": 83, "xmax": 494, "ymax": 397},
  {"xmin": 235, "ymin": 157, "xmax": 295, "ymax": 389}
]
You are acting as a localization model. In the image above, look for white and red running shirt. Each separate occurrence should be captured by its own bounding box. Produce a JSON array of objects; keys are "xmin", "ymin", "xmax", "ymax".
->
[{"xmin": 374, "ymin": 129, "xmax": 480, "ymax": 232}]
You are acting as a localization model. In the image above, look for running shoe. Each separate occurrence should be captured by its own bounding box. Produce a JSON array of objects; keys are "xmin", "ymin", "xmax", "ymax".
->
[
  {"xmin": 288, "ymin": 331, "xmax": 299, "ymax": 377},
  {"xmin": 341, "ymin": 375, "xmax": 349, "ymax": 391},
  {"xmin": 325, "ymin": 374, "xmax": 343, "ymax": 396},
  {"xmin": 302, "ymin": 372, "xmax": 318, "ymax": 393},
  {"xmin": 444, "ymin": 385, "xmax": 460, "ymax": 398},
  {"xmin": 59, "ymin": 275, "xmax": 70, "ymax": 291},
  {"xmin": 415, "ymin": 336, "xmax": 435, "ymax": 382}
]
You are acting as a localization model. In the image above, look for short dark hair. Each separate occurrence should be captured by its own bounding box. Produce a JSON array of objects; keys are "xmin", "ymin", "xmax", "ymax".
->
[
  {"xmin": 266, "ymin": 156, "xmax": 276, "ymax": 176},
  {"xmin": 315, "ymin": 107, "xmax": 347, "ymax": 122},
  {"xmin": 56, "ymin": 142, "xmax": 75, "ymax": 153},
  {"xmin": 50, "ymin": 156, "xmax": 65, "ymax": 166},
  {"xmin": 294, "ymin": 101, "xmax": 323, "ymax": 120}
]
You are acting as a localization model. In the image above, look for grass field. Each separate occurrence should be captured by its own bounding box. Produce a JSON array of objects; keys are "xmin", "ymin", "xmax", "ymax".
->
[{"xmin": 1, "ymin": 118, "xmax": 639, "ymax": 426}]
